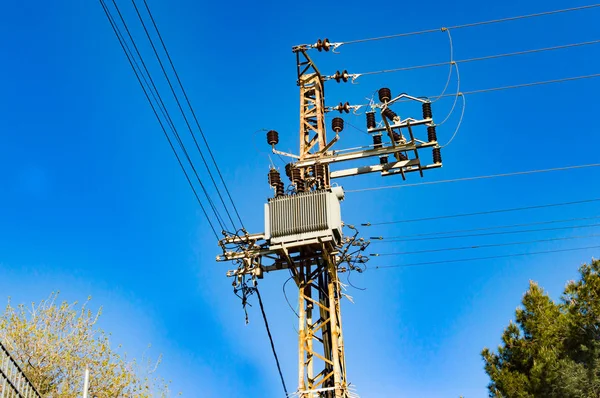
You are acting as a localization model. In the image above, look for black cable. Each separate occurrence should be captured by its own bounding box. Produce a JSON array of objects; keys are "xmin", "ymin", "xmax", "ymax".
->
[
  {"xmin": 336, "ymin": 4, "xmax": 600, "ymax": 46},
  {"xmin": 283, "ymin": 277, "xmax": 299, "ymax": 318},
  {"xmin": 372, "ymin": 245, "xmax": 600, "ymax": 269},
  {"xmin": 371, "ymin": 233, "xmax": 600, "ymax": 256},
  {"xmin": 373, "ymin": 223, "xmax": 600, "ymax": 243},
  {"xmin": 255, "ymin": 288, "xmax": 289, "ymax": 397},
  {"xmin": 107, "ymin": 0, "xmax": 227, "ymax": 232},
  {"xmin": 99, "ymin": 0, "xmax": 219, "ymax": 239},
  {"xmin": 130, "ymin": 0, "xmax": 237, "ymax": 232},
  {"xmin": 362, "ymin": 198, "xmax": 600, "ymax": 226},
  {"xmin": 355, "ymin": 39, "xmax": 600, "ymax": 77},
  {"xmin": 140, "ymin": 0, "xmax": 246, "ymax": 231},
  {"xmin": 369, "ymin": 215, "xmax": 600, "ymax": 240},
  {"xmin": 349, "ymin": 163, "xmax": 600, "ymax": 193}
]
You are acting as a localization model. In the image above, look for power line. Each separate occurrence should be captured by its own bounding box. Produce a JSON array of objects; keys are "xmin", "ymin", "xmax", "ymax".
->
[
  {"xmin": 437, "ymin": 73, "xmax": 600, "ymax": 98},
  {"xmin": 337, "ymin": 4, "xmax": 600, "ymax": 46},
  {"xmin": 370, "ymin": 234, "xmax": 600, "ymax": 256},
  {"xmin": 430, "ymin": 29, "xmax": 455, "ymax": 103},
  {"xmin": 99, "ymin": 0, "xmax": 219, "ymax": 239},
  {"xmin": 107, "ymin": 0, "xmax": 229, "ymax": 232},
  {"xmin": 348, "ymin": 163, "xmax": 600, "ymax": 194},
  {"xmin": 139, "ymin": 0, "xmax": 246, "ymax": 231},
  {"xmin": 372, "ymin": 245, "xmax": 600, "ymax": 269},
  {"xmin": 255, "ymin": 288, "xmax": 289, "ymax": 397},
  {"xmin": 369, "ymin": 215, "xmax": 600, "ymax": 240},
  {"xmin": 350, "ymin": 73, "xmax": 600, "ymax": 109},
  {"xmin": 439, "ymin": 87, "xmax": 465, "ymax": 148},
  {"xmin": 372, "ymin": 223, "xmax": 600, "ymax": 243},
  {"xmin": 130, "ymin": 0, "xmax": 237, "ymax": 232},
  {"xmin": 362, "ymin": 198, "xmax": 600, "ymax": 226},
  {"xmin": 356, "ymin": 39, "xmax": 600, "ymax": 77}
]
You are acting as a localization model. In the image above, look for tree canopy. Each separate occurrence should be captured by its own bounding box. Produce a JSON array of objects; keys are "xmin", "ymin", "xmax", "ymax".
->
[
  {"xmin": 482, "ymin": 258, "xmax": 600, "ymax": 397},
  {"xmin": 0, "ymin": 292, "xmax": 170, "ymax": 397}
]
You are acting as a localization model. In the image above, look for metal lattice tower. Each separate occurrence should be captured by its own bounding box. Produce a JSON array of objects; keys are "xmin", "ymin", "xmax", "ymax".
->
[{"xmin": 218, "ymin": 39, "xmax": 443, "ymax": 398}]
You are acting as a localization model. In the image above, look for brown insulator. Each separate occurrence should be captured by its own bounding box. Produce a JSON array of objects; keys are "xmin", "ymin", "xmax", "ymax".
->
[
  {"xmin": 316, "ymin": 38, "xmax": 331, "ymax": 52},
  {"xmin": 373, "ymin": 135, "xmax": 382, "ymax": 148},
  {"xmin": 392, "ymin": 132, "xmax": 401, "ymax": 143},
  {"xmin": 380, "ymin": 156, "xmax": 388, "ymax": 165},
  {"xmin": 275, "ymin": 182, "xmax": 285, "ymax": 197},
  {"xmin": 379, "ymin": 87, "xmax": 392, "ymax": 103},
  {"xmin": 397, "ymin": 152, "xmax": 408, "ymax": 161},
  {"xmin": 333, "ymin": 70, "xmax": 349, "ymax": 83},
  {"xmin": 382, "ymin": 108, "xmax": 398, "ymax": 120},
  {"xmin": 433, "ymin": 147, "xmax": 442, "ymax": 164},
  {"xmin": 366, "ymin": 112, "xmax": 376, "ymax": 129},
  {"xmin": 291, "ymin": 167, "xmax": 301, "ymax": 181},
  {"xmin": 332, "ymin": 117, "xmax": 344, "ymax": 133},
  {"xmin": 268, "ymin": 169, "xmax": 281, "ymax": 186},
  {"xmin": 427, "ymin": 126, "xmax": 437, "ymax": 142},
  {"xmin": 291, "ymin": 167, "xmax": 306, "ymax": 192},
  {"xmin": 266, "ymin": 130, "xmax": 279, "ymax": 146},
  {"xmin": 337, "ymin": 101, "xmax": 350, "ymax": 113},
  {"xmin": 422, "ymin": 102, "xmax": 432, "ymax": 119},
  {"xmin": 314, "ymin": 163, "xmax": 326, "ymax": 188},
  {"xmin": 285, "ymin": 163, "xmax": 293, "ymax": 179}
]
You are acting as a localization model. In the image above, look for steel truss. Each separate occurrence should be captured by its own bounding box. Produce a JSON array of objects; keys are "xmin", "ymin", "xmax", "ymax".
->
[{"xmin": 218, "ymin": 39, "xmax": 443, "ymax": 398}]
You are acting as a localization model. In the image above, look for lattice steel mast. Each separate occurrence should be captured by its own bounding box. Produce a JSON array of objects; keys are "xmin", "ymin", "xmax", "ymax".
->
[{"xmin": 218, "ymin": 38, "xmax": 443, "ymax": 398}]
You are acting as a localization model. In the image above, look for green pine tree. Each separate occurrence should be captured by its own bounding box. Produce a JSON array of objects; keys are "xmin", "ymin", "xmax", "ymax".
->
[{"xmin": 482, "ymin": 258, "xmax": 600, "ymax": 398}]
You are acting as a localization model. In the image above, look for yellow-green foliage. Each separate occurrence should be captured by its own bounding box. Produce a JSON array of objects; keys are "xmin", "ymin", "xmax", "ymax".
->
[{"xmin": 0, "ymin": 292, "xmax": 171, "ymax": 397}]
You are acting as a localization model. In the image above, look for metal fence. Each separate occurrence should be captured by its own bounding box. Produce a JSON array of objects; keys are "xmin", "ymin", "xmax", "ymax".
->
[{"xmin": 0, "ymin": 340, "xmax": 41, "ymax": 398}]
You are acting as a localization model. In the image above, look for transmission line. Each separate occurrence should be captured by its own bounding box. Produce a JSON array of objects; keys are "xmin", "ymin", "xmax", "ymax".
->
[
  {"xmin": 255, "ymin": 288, "xmax": 289, "ymax": 397},
  {"xmin": 362, "ymin": 198, "xmax": 600, "ymax": 226},
  {"xmin": 370, "ymin": 234, "xmax": 600, "ymax": 256},
  {"xmin": 350, "ymin": 73, "xmax": 600, "ymax": 110},
  {"xmin": 349, "ymin": 163, "xmax": 600, "ymax": 194},
  {"xmin": 99, "ymin": 0, "xmax": 219, "ymax": 239},
  {"xmin": 371, "ymin": 245, "xmax": 600, "ymax": 269},
  {"xmin": 354, "ymin": 39, "xmax": 600, "ymax": 78},
  {"xmin": 130, "ymin": 0, "xmax": 237, "ymax": 232},
  {"xmin": 437, "ymin": 73, "xmax": 600, "ymax": 99},
  {"xmin": 334, "ymin": 4, "xmax": 600, "ymax": 47},
  {"xmin": 372, "ymin": 223, "xmax": 600, "ymax": 243},
  {"xmin": 140, "ymin": 0, "xmax": 245, "ymax": 231},
  {"xmin": 107, "ymin": 0, "xmax": 228, "ymax": 232},
  {"xmin": 368, "ymin": 215, "xmax": 600, "ymax": 240}
]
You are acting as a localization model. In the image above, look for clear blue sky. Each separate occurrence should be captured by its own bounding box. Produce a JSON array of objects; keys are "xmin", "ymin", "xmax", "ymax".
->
[{"xmin": 1, "ymin": 0, "xmax": 599, "ymax": 397}]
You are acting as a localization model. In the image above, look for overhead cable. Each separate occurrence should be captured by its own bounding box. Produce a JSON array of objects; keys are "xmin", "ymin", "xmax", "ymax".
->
[
  {"xmin": 130, "ymin": 0, "xmax": 237, "ymax": 232},
  {"xmin": 355, "ymin": 39, "xmax": 600, "ymax": 78},
  {"xmin": 139, "ymin": 0, "xmax": 246, "ymax": 231},
  {"xmin": 336, "ymin": 4, "xmax": 600, "ymax": 47},
  {"xmin": 369, "ymin": 215, "xmax": 600, "ymax": 240},
  {"xmin": 435, "ymin": 73, "xmax": 600, "ymax": 99},
  {"xmin": 108, "ymin": 0, "xmax": 228, "ymax": 232},
  {"xmin": 99, "ymin": 0, "xmax": 219, "ymax": 238},
  {"xmin": 348, "ymin": 163, "xmax": 600, "ymax": 194},
  {"xmin": 345, "ymin": 74, "xmax": 600, "ymax": 112},
  {"xmin": 431, "ymin": 29, "xmax": 455, "ymax": 103},
  {"xmin": 371, "ymin": 223, "xmax": 600, "ymax": 243},
  {"xmin": 439, "ymin": 93, "xmax": 465, "ymax": 148},
  {"xmin": 362, "ymin": 198, "xmax": 600, "ymax": 226},
  {"xmin": 372, "ymin": 245, "xmax": 600, "ymax": 269},
  {"xmin": 370, "ymin": 234, "xmax": 600, "ymax": 256},
  {"xmin": 255, "ymin": 288, "xmax": 290, "ymax": 397}
]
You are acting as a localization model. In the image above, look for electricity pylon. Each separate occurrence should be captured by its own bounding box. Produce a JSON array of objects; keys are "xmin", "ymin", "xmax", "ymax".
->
[{"xmin": 217, "ymin": 39, "xmax": 442, "ymax": 398}]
